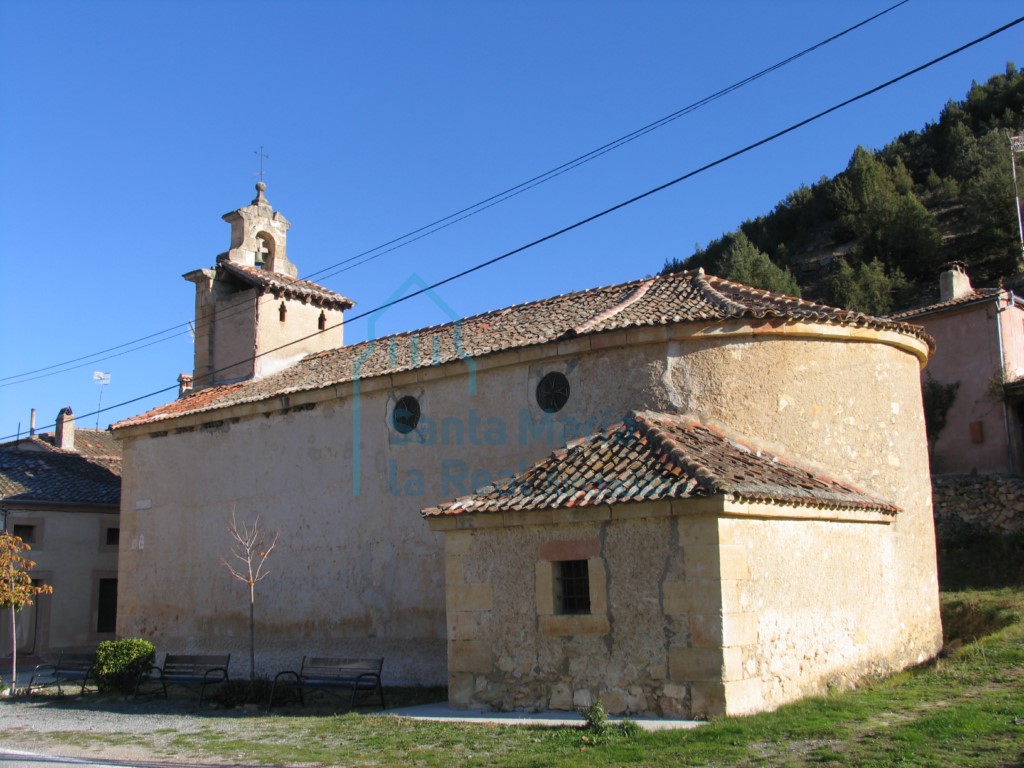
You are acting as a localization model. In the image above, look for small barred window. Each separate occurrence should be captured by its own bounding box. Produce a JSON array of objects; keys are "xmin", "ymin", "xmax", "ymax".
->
[{"xmin": 555, "ymin": 559, "xmax": 590, "ymax": 615}]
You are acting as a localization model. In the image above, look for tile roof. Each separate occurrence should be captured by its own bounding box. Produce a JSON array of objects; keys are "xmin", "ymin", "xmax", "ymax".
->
[
  {"xmin": 114, "ymin": 269, "xmax": 932, "ymax": 429},
  {"xmin": 890, "ymin": 288, "xmax": 1002, "ymax": 319},
  {"xmin": 0, "ymin": 430, "xmax": 122, "ymax": 474},
  {"xmin": 34, "ymin": 429, "xmax": 121, "ymax": 460},
  {"xmin": 219, "ymin": 261, "xmax": 355, "ymax": 309},
  {"xmin": 0, "ymin": 444, "xmax": 121, "ymax": 507},
  {"xmin": 422, "ymin": 411, "xmax": 899, "ymax": 517}
]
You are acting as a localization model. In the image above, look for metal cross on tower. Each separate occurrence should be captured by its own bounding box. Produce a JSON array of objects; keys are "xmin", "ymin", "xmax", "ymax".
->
[{"xmin": 254, "ymin": 146, "xmax": 269, "ymax": 182}]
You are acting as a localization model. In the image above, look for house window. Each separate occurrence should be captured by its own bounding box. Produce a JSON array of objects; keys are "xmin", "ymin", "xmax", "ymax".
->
[
  {"xmin": 555, "ymin": 560, "xmax": 590, "ymax": 615},
  {"xmin": 318, "ymin": 311, "xmax": 327, "ymax": 331},
  {"xmin": 105, "ymin": 527, "xmax": 120, "ymax": 547},
  {"xmin": 393, "ymin": 396, "xmax": 421, "ymax": 434},
  {"xmin": 279, "ymin": 302, "xmax": 287, "ymax": 322},
  {"xmin": 536, "ymin": 372, "xmax": 570, "ymax": 413},
  {"xmin": 12, "ymin": 524, "xmax": 35, "ymax": 544},
  {"xmin": 97, "ymin": 578, "xmax": 118, "ymax": 634}
]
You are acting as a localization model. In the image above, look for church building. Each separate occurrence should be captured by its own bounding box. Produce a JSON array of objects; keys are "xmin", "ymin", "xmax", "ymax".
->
[{"xmin": 112, "ymin": 186, "xmax": 942, "ymax": 717}]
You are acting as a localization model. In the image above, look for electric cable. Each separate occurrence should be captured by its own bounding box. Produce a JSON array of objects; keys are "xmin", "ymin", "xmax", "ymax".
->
[
  {"xmin": 0, "ymin": 1, "xmax": 911, "ymax": 388},
  {"xmin": 5, "ymin": 12, "xmax": 1019, "ymax": 442}
]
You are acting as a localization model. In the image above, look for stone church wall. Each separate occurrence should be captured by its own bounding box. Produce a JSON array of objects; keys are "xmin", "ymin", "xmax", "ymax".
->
[
  {"xmin": 438, "ymin": 504, "xmax": 901, "ymax": 718},
  {"xmin": 117, "ymin": 321, "xmax": 941, "ymax": 690},
  {"xmin": 666, "ymin": 333, "xmax": 941, "ymax": 674},
  {"xmin": 116, "ymin": 339, "xmax": 680, "ymax": 684}
]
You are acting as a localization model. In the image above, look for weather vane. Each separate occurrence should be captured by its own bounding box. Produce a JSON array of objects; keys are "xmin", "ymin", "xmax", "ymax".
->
[{"xmin": 254, "ymin": 146, "xmax": 269, "ymax": 182}]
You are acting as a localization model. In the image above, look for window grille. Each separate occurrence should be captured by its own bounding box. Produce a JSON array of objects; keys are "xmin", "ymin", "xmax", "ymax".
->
[
  {"xmin": 556, "ymin": 559, "xmax": 591, "ymax": 615},
  {"xmin": 536, "ymin": 372, "xmax": 570, "ymax": 413}
]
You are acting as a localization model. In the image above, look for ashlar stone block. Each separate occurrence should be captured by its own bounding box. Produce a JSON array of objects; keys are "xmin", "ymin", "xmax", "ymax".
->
[
  {"xmin": 448, "ymin": 582, "xmax": 493, "ymax": 612},
  {"xmin": 449, "ymin": 640, "xmax": 493, "ymax": 673}
]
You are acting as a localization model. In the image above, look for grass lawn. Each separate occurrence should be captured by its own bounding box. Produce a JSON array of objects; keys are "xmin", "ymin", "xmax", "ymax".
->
[{"xmin": 5, "ymin": 588, "xmax": 1023, "ymax": 767}]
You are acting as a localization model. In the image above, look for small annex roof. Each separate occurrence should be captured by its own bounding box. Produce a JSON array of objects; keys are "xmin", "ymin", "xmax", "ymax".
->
[
  {"xmin": 422, "ymin": 410, "xmax": 900, "ymax": 517},
  {"xmin": 889, "ymin": 287, "xmax": 1007, "ymax": 320},
  {"xmin": 218, "ymin": 261, "xmax": 355, "ymax": 310},
  {"xmin": 0, "ymin": 444, "xmax": 121, "ymax": 506},
  {"xmin": 114, "ymin": 269, "xmax": 932, "ymax": 430}
]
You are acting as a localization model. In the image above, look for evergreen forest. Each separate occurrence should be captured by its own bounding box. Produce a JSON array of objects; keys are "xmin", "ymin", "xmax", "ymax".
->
[{"xmin": 662, "ymin": 64, "xmax": 1024, "ymax": 315}]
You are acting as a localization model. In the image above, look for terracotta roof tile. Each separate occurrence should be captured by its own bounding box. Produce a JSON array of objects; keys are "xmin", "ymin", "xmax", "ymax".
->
[
  {"xmin": 0, "ymin": 444, "xmax": 121, "ymax": 506},
  {"xmin": 30, "ymin": 429, "xmax": 122, "ymax": 462},
  {"xmin": 422, "ymin": 411, "xmax": 899, "ymax": 517},
  {"xmin": 890, "ymin": 288, "xmax": 1002, "ymax": 319},
  {"xmin": 114, "ymin": 269, "xmax": 931, "ymax": 429},
  {"xmin": 220, "ymin": 262, "xmax": 355, "ymax": 309}
]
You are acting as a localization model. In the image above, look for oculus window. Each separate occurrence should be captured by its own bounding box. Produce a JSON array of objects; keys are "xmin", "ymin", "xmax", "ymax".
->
[
  {"xmin": 536, "ymin": 372, "xmax": 570, "ymax": 413},
  {"xmin": 393, "ymin": 396, "xmax": 421, "ymax": 434}
]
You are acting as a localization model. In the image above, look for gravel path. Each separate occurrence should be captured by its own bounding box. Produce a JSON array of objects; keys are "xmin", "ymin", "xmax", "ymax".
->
[{"xmin": 0, "ymin": 695, "xmax": 263, "ymax": 765}]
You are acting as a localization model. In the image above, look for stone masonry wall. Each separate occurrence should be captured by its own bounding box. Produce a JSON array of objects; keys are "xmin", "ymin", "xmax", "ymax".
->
[{"xmin": 932, "ymin": 474, "xmax": 1024, "ymax": 536}]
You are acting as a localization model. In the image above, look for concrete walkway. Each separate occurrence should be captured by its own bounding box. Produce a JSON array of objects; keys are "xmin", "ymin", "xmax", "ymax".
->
[
  {"xmin": 386, "ymin": 702, "xmax": 705, "ymax": 731},
  {"xmin": 5, "ymin": 659, "xmax": 704, "ymax": 732}
]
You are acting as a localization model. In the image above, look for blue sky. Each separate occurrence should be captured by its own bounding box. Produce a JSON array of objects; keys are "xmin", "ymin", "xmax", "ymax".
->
[{"xmin": 1, "ymin": 1, "xmax": 1021, "ymax": 439}]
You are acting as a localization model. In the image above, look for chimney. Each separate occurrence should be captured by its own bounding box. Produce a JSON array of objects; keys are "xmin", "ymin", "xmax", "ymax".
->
[
  {"xmin": 939, "ymin": 261, "xmax": 973, "ymax": 301},
  {"xmin": 177, "ymin": 373, "xmax": 194, "ymax": 399},
  {"xmin": 55, "ymin": 406, "xmax": 75, "ymax": 451},
  {"xmin": 29, "ymin": 408, "xmax": 36, "ymax": 436}
]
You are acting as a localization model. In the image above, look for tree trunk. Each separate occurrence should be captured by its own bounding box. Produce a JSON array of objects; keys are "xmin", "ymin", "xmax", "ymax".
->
[
  {"xmin": 8, "ymin": 604, "xmax": 16, "ymax": 696},
  {"xmin": 249, "ymin": 599, "xmax": 255, "ymax": 682}
]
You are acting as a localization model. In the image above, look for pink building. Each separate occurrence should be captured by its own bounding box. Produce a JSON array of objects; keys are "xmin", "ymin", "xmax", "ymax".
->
[{"xmin": 896, "ymin": 264, "xmax": 1024, "ymax": 475}]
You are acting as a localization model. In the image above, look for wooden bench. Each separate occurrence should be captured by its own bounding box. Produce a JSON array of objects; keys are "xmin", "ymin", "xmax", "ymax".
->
[
  {"xmin": 267, "ymin": 657, "xmax": 385, "ymax": 712},
  {"xmin": 134, "ymin": 653, "xmax": 230, "ymax": 705},
  {"xmin": 27, "ymin": 651, "xmax": 98, "ymax": 695}
]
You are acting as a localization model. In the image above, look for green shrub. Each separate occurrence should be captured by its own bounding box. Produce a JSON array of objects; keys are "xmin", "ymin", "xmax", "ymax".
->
[
  {"xmin": 94, "ymin": 638, "xmax": 155, "ymax": 693},
  {"xmin": 581, "ymin": 697, "xmax": 609, "ymax": 736}
]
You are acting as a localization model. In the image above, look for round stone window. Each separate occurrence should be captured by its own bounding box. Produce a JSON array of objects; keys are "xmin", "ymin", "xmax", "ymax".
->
[
  {"xmin": 536, "ymin": 372, "xmax": 570, "ymax": 413},
  {"xmin": 392, "ymin": 396, "xmax": 421, "ymax": 433}
]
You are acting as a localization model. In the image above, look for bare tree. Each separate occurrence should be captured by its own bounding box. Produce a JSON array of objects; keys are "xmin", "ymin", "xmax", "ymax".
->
[
  {"xmin": 221, "ymin": 509, "xmax": 278, "ymax": 681},
  {"xmin": 1, "ymin": 530, "xmax": 53, "ymax": 695}
]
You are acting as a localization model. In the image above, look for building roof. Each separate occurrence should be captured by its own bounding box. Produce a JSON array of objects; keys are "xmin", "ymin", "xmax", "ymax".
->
[
  {"xmin": 35, "ymin": 429, "xmax": 120, "ymax": 460},
  {"xmin": 0, "ymin": 443, "xmax": 121, "ymax": 507},
  {"xmin": 219, "ymin": 261, "xmax": 355, "ymax": 310},
  {"xmin": 890, "ymin": 288, "xmax": 1005, "ymax": 320},
  {"xmin": 422, "ymin": 411, "xmax": 900, "ymax": 517},
  {"xmin": 0, "ymin": 429, "xmax": 122, "ymax": 472},
  {"xmin": 114, "ymin": 269, "xmax": 932, "ymax": 430}
]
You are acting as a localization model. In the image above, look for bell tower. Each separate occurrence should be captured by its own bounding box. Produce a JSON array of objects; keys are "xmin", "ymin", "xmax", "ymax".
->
[
  {"xmin": 183, "ymin": 183, "xmax": 354, "ymax": 390},
  {"xmin": 219, "ymin": 181, "xmax": 296, "ymax": 275}
]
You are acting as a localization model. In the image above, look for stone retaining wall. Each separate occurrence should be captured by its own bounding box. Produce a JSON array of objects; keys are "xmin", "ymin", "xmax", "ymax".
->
[{"xmin": 932, "ymin": 474, "xmax": 1024, "ymax": 535}]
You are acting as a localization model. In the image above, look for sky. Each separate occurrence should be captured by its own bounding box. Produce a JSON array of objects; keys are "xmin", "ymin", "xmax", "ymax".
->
[{"xmin": 0, "ymin": 0, "xmax": 1021, "ymax": 440}]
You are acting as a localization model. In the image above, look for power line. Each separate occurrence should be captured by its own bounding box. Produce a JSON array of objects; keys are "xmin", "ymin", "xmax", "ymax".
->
[
  {"xmin": 7, "ymin": 12, "xmax": 1019, "ymax": 443},
  {"xmin": 0, "ymin": 1, "xmax": 911, "ymax": 389},
  {"xmin": 302, "ymin": 0, "xmax": 913, "ymax": 284}
]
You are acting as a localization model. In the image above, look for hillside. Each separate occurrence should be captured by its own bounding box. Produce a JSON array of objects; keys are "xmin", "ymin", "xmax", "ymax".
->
[{"xmin": 663, "ymin": 64, "xmax": 1024, "ymax": 314}]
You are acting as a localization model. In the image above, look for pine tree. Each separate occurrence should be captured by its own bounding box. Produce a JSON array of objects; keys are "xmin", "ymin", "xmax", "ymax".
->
[{"xmin": 719, "ymin": 231, "xmax": 802, "ymax": 296}]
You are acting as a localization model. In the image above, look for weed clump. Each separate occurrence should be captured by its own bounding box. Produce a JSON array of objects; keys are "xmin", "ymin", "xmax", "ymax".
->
[{"xmin": 581, "ymin": 697, "xmax": 609, "ymax": 736}]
